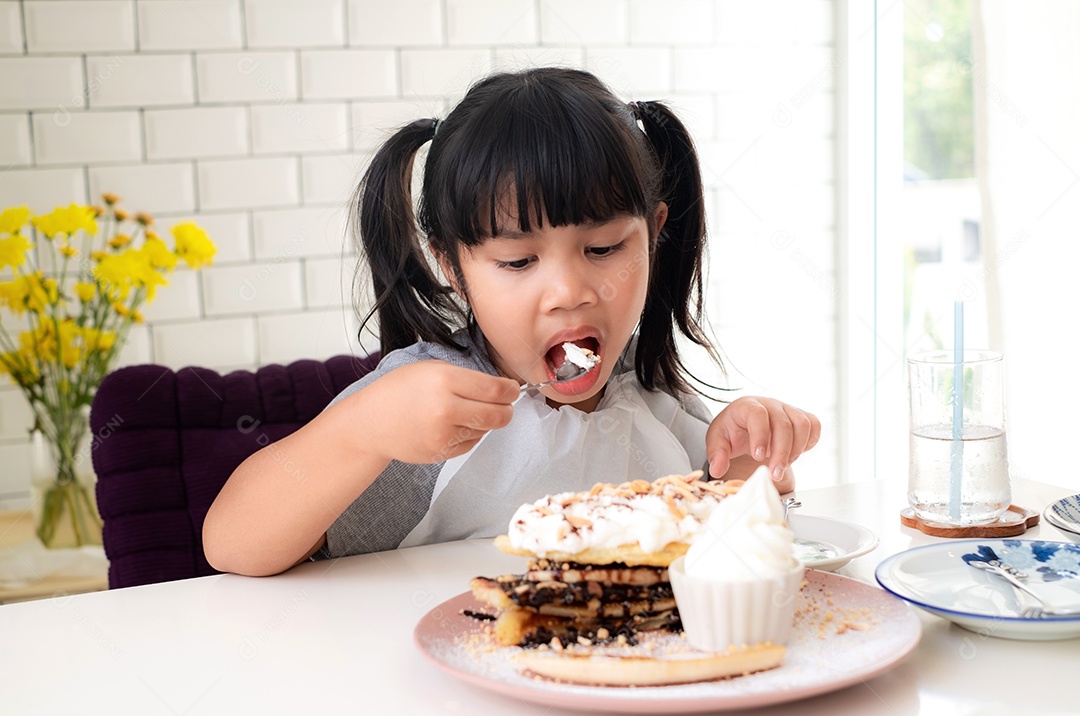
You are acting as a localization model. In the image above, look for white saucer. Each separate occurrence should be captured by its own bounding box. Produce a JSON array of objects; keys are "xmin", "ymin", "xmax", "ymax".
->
[
  {"xmin": 788, "ymin": 514, "xmax": 878, "ymax": 571},
  {"xmin": 1044, "ymin": 494, "xmax": 1080, "ymax": 539},
  {"xmin": 875, "ymin": 539, "xmax": 1080, "ymax": 640}
]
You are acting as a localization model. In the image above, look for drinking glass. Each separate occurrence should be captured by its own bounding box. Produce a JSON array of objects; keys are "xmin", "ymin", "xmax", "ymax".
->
[{"xmin": 907, "ymin": 350, "xmax": 1010, "ymax": 525}]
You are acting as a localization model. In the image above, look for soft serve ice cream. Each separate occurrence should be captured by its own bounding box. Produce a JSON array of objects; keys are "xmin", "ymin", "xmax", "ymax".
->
[
  {"xmin": 669, "ymin": 466, "xmax": 805, "ymax": 652},
  {"xmin": 683, "ymin": 466, "xmax": 799, "ymax": 580}
]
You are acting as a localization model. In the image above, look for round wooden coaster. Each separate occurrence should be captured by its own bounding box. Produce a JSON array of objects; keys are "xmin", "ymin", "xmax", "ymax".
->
[{"xmin": 899, "ymin": 505, "xmax": 1040, "ymax": 538}]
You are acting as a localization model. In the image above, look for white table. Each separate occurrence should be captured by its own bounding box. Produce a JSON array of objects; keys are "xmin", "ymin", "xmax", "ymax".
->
[{"xmin": 1, "ymin": 479, "xmax": 1076, "ymax": 715}]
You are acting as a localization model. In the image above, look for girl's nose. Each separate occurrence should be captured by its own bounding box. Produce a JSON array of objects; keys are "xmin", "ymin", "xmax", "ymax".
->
[{"xmin": 541, "ymin": 263, "xmax": 599, "ymax": 312}]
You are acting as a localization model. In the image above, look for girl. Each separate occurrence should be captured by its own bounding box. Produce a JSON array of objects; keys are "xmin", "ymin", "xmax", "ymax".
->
[{"xmin": 204, "ymin": 68, "xmax": 820, "ymax": 577}]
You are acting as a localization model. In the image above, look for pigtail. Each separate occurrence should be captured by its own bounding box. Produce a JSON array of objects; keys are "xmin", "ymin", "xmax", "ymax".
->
[
  {"xmin": 631, "ymin": 101, "xmax": 721, "ymax": 396},
  {"xmin": 351, "ymin": 118, "xmax": 465, "ymax": 356}
]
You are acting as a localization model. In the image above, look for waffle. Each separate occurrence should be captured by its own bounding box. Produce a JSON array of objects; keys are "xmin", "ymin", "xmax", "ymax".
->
[
  {"xmin": 514, "ymin": 641, "xmax": 786, "ymax": 686},
  {"xmin": 469, "ymin": 473, "xmax": 743, "ymax": 649}
]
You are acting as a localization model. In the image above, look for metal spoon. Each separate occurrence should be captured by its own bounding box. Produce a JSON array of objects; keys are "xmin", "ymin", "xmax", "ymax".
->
[{"xmin": 520, "ymin": 360, "xmax": 590, "ymax": 391}]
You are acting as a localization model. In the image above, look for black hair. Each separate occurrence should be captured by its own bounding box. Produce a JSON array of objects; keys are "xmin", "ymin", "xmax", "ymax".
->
[{"xmin": 351, "ymin": 67, "xmax": 719, "ymax": 397}]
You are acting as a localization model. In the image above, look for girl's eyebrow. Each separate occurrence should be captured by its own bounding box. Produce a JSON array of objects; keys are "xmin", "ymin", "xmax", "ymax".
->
[
  {"xmin": 491, "ymin": 227, "xmax": 535, "ymax": 240},
  {"xmin": 493, "ymin": 219, "xmax": 620, "ymax": 240}
]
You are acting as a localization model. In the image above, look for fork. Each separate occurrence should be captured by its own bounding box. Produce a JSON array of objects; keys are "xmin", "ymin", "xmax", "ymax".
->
[
  {"xmin": 967, "ymin": 559, "xmax": 1080, "ymax": 618},
  {"xmin": 696, "ymin": 460, "xmax": 801, "ymax": 520}
]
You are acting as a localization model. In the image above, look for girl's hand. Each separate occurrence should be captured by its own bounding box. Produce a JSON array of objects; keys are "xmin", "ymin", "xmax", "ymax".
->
[
  {"xmin": 347, "ymin": 361, "xmax": 520, "ymax": 465},
  {"xmin": 704, "ymin": 397, "xmax": 821, "ymax": 491}
]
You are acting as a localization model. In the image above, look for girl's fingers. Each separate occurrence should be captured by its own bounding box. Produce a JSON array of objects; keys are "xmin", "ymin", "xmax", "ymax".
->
[
  {"xmin": 449, "ymin": 368, "xmax": 520, "ymax": 405},
  {"xmin": 781, "ymin": 406, "xmax": 814, "ymax": 465},
  {"xmin": 765, "ymin": 402, "xmax": 794, "ymax": 481},
  {"xmin": 742, "ymin": 399, "xmax": 772, "ymax": 462}
]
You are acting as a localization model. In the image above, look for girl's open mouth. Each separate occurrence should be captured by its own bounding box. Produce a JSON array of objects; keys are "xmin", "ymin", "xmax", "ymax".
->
[
  {"xmin": 543, "ymin": 337, "xmax": 601, "ymax": 394},
  {"xmin": 545, "ymin": 337, "xmax": 600, "ymax": 375}
]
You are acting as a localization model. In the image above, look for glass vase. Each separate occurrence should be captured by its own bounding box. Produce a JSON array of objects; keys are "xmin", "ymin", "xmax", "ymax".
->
[{"xmin": 29, "ymin": 409, "xmax": 103, "ymax": 549}]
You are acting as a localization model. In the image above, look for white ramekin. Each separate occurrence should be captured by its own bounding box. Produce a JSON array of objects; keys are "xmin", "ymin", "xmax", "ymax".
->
[{"xmin": 668, "ymin": 556, "xmax": 805, "ymax": 652}]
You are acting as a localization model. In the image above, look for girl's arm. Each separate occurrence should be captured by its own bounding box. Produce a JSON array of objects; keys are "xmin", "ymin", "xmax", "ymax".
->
[{"xmin": 203, "ymin": 361, "xmax": 519, "ymax": 577}]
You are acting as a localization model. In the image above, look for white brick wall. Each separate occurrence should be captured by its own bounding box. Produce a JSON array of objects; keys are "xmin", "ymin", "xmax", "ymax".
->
[
  {"xmin": 86, "ymin": 54, "xmax": 196, "ymax": 108},
  {"xmin": 349, "ymin": 0, "xmax": 442, "ymax": 46},
  {"xmin": 0, "ymin": 113, "xmax": 32, "ymax": 166},
  {"xmin": 32, "ymin": 110, "xmax": 142, "ymax": 165},
  {"xmin": 196, "ymin": 51, "xmax": 299, "ymax": 103},
  {"xmin": 300, "ymin": 49, "xmax": 396, "ymax": 99},
  {"xmin": 246, "ymin": 0, "xmax": 346, "ymax": 48},
  {"xmin": 137, "ymin": 0, "xmax": 244, "ymax": 51},
  {"xmin": 0, "ymin": 56, "xmax": 84, "ymax": 109},
  {"xmin": 23, "ymin": 1, "xmax": 136, "ymax": 54},
  {"xmin": 0, "ymin": 4, "xmax": 23, "ymax": 54},
  {"xmin": 145, "ymin": 106, "xmax": 250, "ymax": 160},
  {"xmin": 0, "ymin": 0, "xmax": 841, "ymax": 501}
]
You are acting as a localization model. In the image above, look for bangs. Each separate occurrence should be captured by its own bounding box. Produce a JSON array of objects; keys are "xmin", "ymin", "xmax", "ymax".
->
[{"xmin": 419, "ymin": 71, "xmax": 657, "ymax": 246}]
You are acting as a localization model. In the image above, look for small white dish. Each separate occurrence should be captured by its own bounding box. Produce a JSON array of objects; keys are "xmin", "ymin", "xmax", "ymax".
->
[
  {"xmin": 787, "ymin": 514, "xmax": 878, "ymax": 571},
  {"xmin": 1044, "ymin": 494, "xmax": 1080, "ymax": 539},
  {"xmin": 875, "ymin": 539, "xmax": 1080, "ymax": 641}
]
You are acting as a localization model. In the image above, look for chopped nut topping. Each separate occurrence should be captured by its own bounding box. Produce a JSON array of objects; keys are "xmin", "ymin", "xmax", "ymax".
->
[{"xmin": 663, "ymin": 493, "xmax": 687, "ymax": 520}]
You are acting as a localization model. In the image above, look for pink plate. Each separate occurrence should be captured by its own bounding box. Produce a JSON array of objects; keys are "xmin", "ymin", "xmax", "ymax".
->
[{"xmin": 413, "ymin": 570, "xmax": 921, "ymax": 714}]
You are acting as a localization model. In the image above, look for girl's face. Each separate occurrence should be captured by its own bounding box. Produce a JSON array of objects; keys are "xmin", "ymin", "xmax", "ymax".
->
[{"xmin": 446, "ymin": 204, "xmax": 667, "ymax": 413}]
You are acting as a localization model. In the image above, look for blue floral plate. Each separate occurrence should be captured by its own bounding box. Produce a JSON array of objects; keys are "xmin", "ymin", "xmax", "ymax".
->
[{"xmin": 875, "ymin": 539, "xmax": 1080, "ymax": 641}]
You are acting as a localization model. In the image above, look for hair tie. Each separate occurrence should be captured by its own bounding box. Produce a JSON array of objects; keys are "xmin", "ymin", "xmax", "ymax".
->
[{"xmin": 433, "ymin": 118, "xmax": 442, "ymax": 136}]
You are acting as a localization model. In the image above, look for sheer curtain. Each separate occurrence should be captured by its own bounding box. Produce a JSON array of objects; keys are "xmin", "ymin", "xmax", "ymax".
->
[{"xmin": 973, "ymin": 1, "xmax": 1080, "ymax": 490}]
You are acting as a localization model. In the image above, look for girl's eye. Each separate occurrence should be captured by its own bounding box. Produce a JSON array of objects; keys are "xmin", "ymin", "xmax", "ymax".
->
[
  {"xmin": 495, "ymin": 257, "xmax": 533, "ymax": 270},
  {"xmin": 588, "ymin": 241, "xmax": 626, "ymax": 258}
]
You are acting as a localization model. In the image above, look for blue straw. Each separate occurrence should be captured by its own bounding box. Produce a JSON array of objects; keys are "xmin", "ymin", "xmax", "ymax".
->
[{"xmin": 950, "ymin": 301, "xmax": 964, "ymax": 522}]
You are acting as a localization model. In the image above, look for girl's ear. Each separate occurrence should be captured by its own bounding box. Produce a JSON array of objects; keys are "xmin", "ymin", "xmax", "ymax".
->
[
  {"xmin": 653, "ymin": 201, "xmax": 669, "ymax": 236},
  {"xmin": 434, "ymin": 247, "xmax": 466, "ymax": 300}
]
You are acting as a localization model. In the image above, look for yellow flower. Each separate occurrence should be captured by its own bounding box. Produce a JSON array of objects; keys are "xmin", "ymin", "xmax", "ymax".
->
[
  {"xmin": 139, "ymin": 236, "xmax": 178, "ymax": 272},
  {"xmin": 94, "ymin": 252, "xmax": 137, "ymax": 301},
  {"xmin": 102, "ymin": 193, "xmax": 120, "ymax": 206},
  {"xmin": 60, "ymin": 244, "xmax": 78, "ymax": 258},
  {"xmin": 114, "ymin": 209, "xmax": 130, "ymax": 221},
  {"xmin": 0, "ymin": 206, "xmax": 30, "ymax": 235},
  {"xmin": 83, "ymin": 327, "xmax": 115, "ymax": 352},
  {"xmin": 108, "ymin": 233, "xmax": 132, "ymax": 249},
  {"xmin": 0, "ymin": 349, "xmax": 37, "ymax": 384},
  {"xmin": 172, "ymin": 222, "xmax": 217, "ymax": 269},
  {"xmin": 74, "ymin": 281, "xmax": 95, "ymax": 303},
  {"xmin": 3, "ymin": 273, "xmax": 59, "ymax": 314},
  {"xmin": 136, "ymin": 212, "xmax": 154, "ymax": 226},
  {"xmin": 19, "ymin": 321, "xmax": 81, "ymax": 369},
  {"xmin": 32, "ymin": 204, "xmax": 99, "ymax": 239},
  {"xmin": 53, "ymin": 320, "xmax": 83, "ymax": 369},
  {"xmin": 0, "ymin": 233, "xmax": 33, "ymax": 270},
  {"xmin": 129, "ymin": 253, "xmax": 169, "ymax": 302}
]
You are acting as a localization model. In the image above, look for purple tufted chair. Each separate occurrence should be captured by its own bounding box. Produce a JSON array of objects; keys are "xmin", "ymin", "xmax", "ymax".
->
[{"xmin": 90, "ymin": 353, "xmax": 380, "ymax": 589}]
